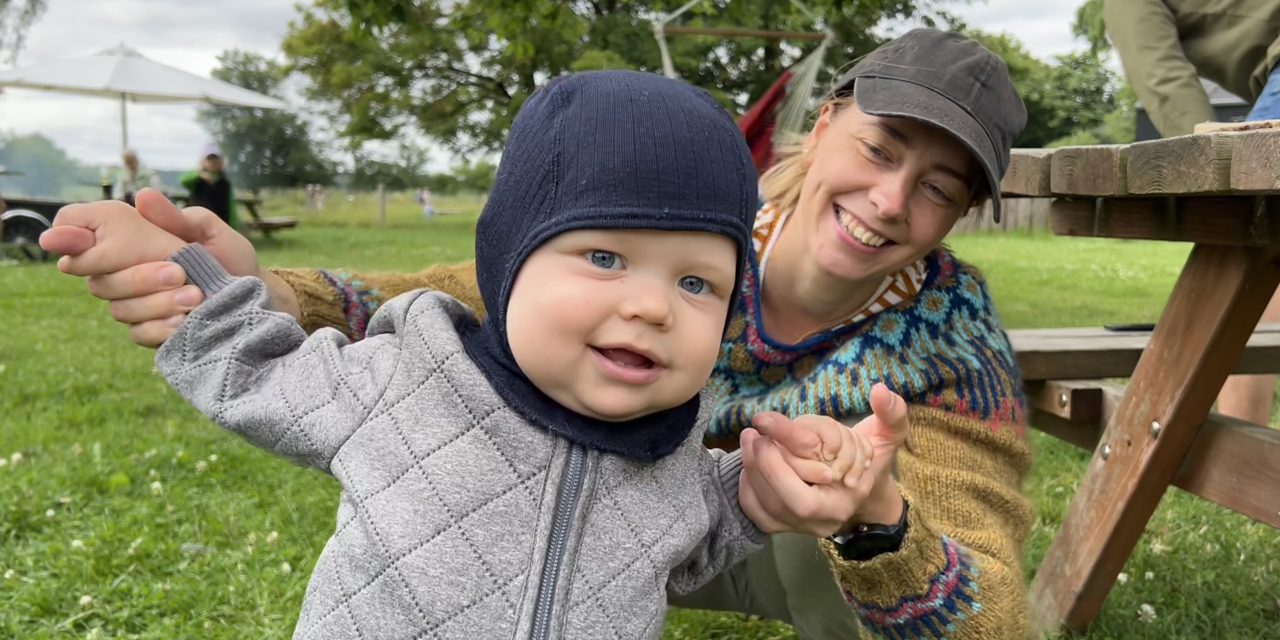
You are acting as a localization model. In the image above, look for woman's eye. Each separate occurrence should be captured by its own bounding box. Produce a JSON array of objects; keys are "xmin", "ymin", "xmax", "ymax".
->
[
  {"xmin": 587, "ymin": 250, "xmax": 622, "ymax": 269},
  {"xmin": 923, "ymin": 182, "xmax": 955, "ymax": 204},
  {"xmin": 863, "ymin": 142, "xmax": 889, "ymax": 162},
  {"xmin": 679, "ymin": 276, "xmax": 707, "ymax": 295}
]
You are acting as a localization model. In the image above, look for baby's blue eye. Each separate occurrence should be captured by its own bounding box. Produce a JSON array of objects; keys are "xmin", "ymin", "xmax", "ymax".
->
[
  {"xmin": 588, "ymin": 250, "xmax": 621, "ymax": 269},
  {"xmin": 679, "ymin": 276, "xmax": 707, "ymax": 294}
]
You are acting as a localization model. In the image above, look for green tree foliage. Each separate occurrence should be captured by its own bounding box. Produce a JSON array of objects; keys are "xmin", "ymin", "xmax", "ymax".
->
[
  {"xmin": 0, "ymin": 131, "xmax": 88, "ymax": 198},
  {"xmin": 966, "ymin": 30, "xmax": 1123, "ymax": 147},
  {"xmin": 283, "ymin": 0, "xmax": 972, "ymax": 155},
  {"xmin": 196, "ymin": 50, "xmax": 334, "ymax": 190},
  {"xmin": 0, "ymin": 0, "xmax": 45, "ymax": 63},
  {"xmin": 1072, "ymin": 0, "xmax": 1107, "ymax": 57}
]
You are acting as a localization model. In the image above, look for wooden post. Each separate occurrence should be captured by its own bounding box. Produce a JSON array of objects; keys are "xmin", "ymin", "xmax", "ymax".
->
[{"xmin": 377, "ymin": 183, "xmax": 386, "ymax": 227}]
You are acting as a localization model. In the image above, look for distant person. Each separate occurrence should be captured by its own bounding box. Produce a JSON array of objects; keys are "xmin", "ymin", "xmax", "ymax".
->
[
  {"xmin": 1106, "ymin": 0, "xmax": 1280, "ymax": 425},
  {"xmin": 115, "ymin": 149, "xmax": 160, "ymax": 206},
  {"xmin": 417, "ymin": 186, "xmax": 435, "ymax": 219},
  {"xmin": 181, "ymin": 145, "xmax": 238, "ymax": 229}
]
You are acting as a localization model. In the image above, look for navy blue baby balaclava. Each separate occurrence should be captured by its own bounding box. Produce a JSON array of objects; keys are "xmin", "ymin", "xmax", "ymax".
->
[{"xmin": 460, "ymin": 70, "xmax": 757, "ymax": 462}]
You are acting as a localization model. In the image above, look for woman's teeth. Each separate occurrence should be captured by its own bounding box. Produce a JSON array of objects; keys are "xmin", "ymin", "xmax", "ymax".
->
[{"xmin": 835, "ymin": 205, "xmax": 889, "ymax": 248}]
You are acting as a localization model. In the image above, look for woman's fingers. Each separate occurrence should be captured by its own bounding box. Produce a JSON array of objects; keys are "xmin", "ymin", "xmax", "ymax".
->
[
  {"xmin": 127, "ymin": 315, "xmax": 186, "ymax": 349},
  {"xmin": 106, "ymin": 285, "xmax": 202, "ymax": 323},
  {"xmin": 40, "ymin": 226, "xmax": 96, "ymax": 257},
  {"xmin": 85, "ymin": 262, "xmax": 188, "ymax": 301}
]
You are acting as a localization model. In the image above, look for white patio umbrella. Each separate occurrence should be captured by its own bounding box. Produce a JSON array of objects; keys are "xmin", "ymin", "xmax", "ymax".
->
[{"xmin": 0, "ymin": 44, "xmax": 287, "ymax": 153}]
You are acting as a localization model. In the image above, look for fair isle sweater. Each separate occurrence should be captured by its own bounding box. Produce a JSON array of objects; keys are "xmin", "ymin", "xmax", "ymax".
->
[{"xmin": 270, "ymin": 217, "xmax": 1035, "ymax": 640}]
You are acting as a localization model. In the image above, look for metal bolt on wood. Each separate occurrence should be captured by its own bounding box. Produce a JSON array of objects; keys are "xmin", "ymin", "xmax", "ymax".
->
[
  {"xmin": 1058, "ymin": 392, "xmax": 1069, "ymax": 408},
  {"xmin": 1150, "ymin": 421, "xmax": 1162, "ymax": 439},
  {"xmin": 1101, "ymin": 444, "xmax": 1112, "ymax": 460}
]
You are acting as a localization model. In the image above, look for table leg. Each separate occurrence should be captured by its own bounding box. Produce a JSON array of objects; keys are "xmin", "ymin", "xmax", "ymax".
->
[{"xmin": 1030, "ymin": 243, "xmax": 1280, "ymax": 632}]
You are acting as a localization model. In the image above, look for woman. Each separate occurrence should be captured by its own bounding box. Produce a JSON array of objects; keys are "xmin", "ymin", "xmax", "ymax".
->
[{"xmin": 45, "ymin": 28, "xmax": 1032, "ymax": 640}]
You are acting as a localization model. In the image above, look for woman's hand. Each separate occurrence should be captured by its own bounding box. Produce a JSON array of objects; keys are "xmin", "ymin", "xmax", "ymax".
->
[
  {"xmin": 739, "ymin": 384, "xmax": 910, "ymax": 537},
  {"xmin": 39, "ymin": 189, "xmax": 262, "ymax": 347}
]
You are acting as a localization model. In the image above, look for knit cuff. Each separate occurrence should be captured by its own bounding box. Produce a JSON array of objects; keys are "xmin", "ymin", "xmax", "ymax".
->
[
  {"xmin": 821, "ymin": 485, "xmax": 946, "ymax": 602},
  {"xmin": 170, "ymin": 244, "xmax": 236, "ymax": 297},
  {"xmin": 715, "ymin": 449, "xmax": 765, "ymax": 544},
  {"xmin": 268, "ymin": 268, "xmax": 351, "ymax": 337}
]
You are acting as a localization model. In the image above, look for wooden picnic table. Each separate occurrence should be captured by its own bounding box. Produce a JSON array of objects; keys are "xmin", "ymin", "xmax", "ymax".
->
[
  {"xmin": 999, "ymin": 120, "xmax": 1280, "ymax": 633},
  {"xmin": 166, "ymin": 192, "xmax": 298, "ymax": 239}
]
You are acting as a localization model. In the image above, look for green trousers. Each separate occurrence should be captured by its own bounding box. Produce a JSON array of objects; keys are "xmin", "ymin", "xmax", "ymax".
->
[{"xmin": 669, "ymin": 533, "xmax": 864, "ymax": 639}]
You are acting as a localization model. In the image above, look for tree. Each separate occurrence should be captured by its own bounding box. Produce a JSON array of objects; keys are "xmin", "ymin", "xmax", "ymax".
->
[
  {"xmin": 283, "ymin": 0, "xmax": 974, "ymax": 155},
  {"xmin": 196, "ymin": 50, "xmax": 334, "ymax": 190},
  {"xmin": 0, "ymin": 0, "xmax": 44, "ymax": 63},
  {"xmin": 0, "ymin": 131, "xmax": 86, "ymax": 198},
  {"xmin": 965, "ymin": 30, "xmax": 1121, "ymax": 148}
]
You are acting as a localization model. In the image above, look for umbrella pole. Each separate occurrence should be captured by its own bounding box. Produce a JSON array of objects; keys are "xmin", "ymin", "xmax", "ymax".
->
[{"xmin": 120, "ymin": 94, "xmax": 128, "ymax": 153}]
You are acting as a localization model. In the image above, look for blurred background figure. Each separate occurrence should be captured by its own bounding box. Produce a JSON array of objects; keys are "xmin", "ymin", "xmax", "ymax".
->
[
  {"xmin": 114, "ymin": 149, "xmax": 160, "ymax": 206},
  {"xmin": 1105, "ymin": 0, "xmax": 1280, "ymax": 425},
  {"xmin": 181, "ymin": 145, "xmax": 239, "ymax": 229},
  {"xmin": 417, "ymin": 186, "xmax": 434, "ymax": 219}
]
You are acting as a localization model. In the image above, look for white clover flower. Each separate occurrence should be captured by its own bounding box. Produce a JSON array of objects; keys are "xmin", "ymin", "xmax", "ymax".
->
[
  {"xmin": 1144, "ymin": 571, "xmax": 1155, "ymax": 581},
  {"xmin": 58, "ymin": 496, "xmax": 72, "ymax": 504},
  {"xmin": 1138, "ymin": 603, "xmax": 1157, "ymax": 623},
  {"xmin": 79, "ymin": 594, "xmax": 94, "ymax": 609},
  {"xmin": 86, "ymin": 628, "xmax": 105, "ymax": 640},
  {"xmin": 266, "ymin": 531, "xmax": 279, "ymax": 545},
  {"xmin": 1053, "ymin": 486, "xmax": 1064, "ymax": 494},
  {"xmin": 150, "ymin": 481, "xmax": 163, "ymax": 496},
  {"xmin": 208, "ymin": 454, "xmax": 218, "ymax": 463},
  {"xmin": 0, "ymin": 458, "xmax": 8, "ymax": 469},
  {"xmin": 4, "ymin": 569, "xmax": 14, "ymax": 580},
  {"xmin": 143, "ymin": 448, "xmax": 157, "ymax": 459},
  {"xmin": 148, "ymin": 469, "xmax": 158, "ymax": 478},
  {"xmin": 280, "ymin": 562, "xmax": 292, "ymax": 575},
  {"xmin": 9, "ymin": 451, "xmax": 23, "ymax": 465},
  {"xmin": 1116, "ymin": 572, "xmax": 1129, "ymax": 585},
  {"xmin": 1149, "ymin": 540, "xmax": 1169, "ymax": 556},
  {"xmin": 71, "ymin": 539, "xmax": 85, "ymax": 550},
  {"xmin": 195, "ymin": 461, "xmax": 208, "ymax": 474},
  {"xmin": 45, "ymin": 509, "xmax": 55, "ymax": 518}
]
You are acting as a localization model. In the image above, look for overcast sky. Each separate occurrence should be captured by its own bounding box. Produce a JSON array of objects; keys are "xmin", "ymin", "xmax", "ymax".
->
[{"xmin": 0, "ymin": 0, "xmax": 1092, "ymax": 171}]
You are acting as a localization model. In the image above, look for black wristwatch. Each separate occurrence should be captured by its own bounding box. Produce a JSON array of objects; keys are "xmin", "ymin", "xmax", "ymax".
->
[{"xmin": 830, "ymin": 498, "xmax": 909, "ymax": 562}]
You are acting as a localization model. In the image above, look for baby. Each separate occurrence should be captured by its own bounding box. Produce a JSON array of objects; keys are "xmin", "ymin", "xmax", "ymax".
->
[{"xmin": 48, "ymin": 71, "xmax": 876, "ymax": 639}]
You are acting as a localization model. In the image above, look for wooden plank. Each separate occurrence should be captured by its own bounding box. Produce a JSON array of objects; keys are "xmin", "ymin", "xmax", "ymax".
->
[
  {"xmin": 1050, "ymin": 145, "xmax": 1129, "ymax": 196},
  {"xmin": 1173, "ymin": 416, "xmax": 1280, "ymax": 528},
  {"xmin": 1028, "ymin": 381, "xmax": 1280, "ymax": 529},
  {"xmin": 1048, "ymin": 196, "xmax": 1280, "ymax": 246},
  {"xmin": 1231, "ymin": 131, "xmax": 1280, "ymax": 191},
  {"xmin": 1001, "ymin": 149, "xmax": 1054, "ymax": 196},
  {"xmin": 1193, "ymin": 119, "xmax": 1280, "ymax": 134},
  {"xmin": 1011, "ymin": 324, "xmax": 1280, "ymax": 380},
  {"xmin": 1030, "ymin": 243, "xmax": 1280, "ymax": 632},
  {"xmin": 1126, "ymin": 133, "xmax": 1242, "ymax": 194}
]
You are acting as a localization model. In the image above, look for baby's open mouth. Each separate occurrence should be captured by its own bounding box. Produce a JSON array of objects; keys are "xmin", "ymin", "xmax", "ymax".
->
[{"xmin": 593, "ymin": 347, "xmax": 655, "ymax": 369}]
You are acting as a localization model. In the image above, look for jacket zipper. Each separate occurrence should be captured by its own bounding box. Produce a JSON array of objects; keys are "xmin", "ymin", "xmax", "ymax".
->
[{"xmin": 530, "ymin": 443, "xmax": 587, "ymax": 640}]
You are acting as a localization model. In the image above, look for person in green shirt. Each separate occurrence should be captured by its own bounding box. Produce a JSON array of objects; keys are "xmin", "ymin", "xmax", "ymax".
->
[
  {"xmin": 180, "ymin": 145, "xmax": 239, "ymax": 229},
  {"xmin": 1105, "ymin": 0, "xmax": 1280, "ymax": 425}
]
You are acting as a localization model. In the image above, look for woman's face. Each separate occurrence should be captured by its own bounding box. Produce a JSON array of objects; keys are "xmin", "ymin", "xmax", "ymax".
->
[{"xmin": 792, "ymin": 101, "xmax": 981, "ymax": 285}]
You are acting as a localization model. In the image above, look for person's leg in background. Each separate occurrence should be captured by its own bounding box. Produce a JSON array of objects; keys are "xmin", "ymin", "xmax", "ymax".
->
[{"xmin": 1218, "ymin": 63, "xmax": 1280, "ymax": 426}]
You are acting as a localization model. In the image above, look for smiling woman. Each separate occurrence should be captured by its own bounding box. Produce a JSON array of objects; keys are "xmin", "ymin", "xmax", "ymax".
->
[{"xmin": 48, "ymin": 28, "xmax": 1037, "ymax": 640}]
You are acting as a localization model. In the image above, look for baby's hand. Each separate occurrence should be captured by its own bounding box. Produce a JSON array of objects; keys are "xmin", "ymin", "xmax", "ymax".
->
[
  {"xmin": 751, "ymin": 412, "xmax": 873, "ymax": 489},
  {"xmin": 42, "ymin": 198, "xmax": 187, "ymax": 276}
]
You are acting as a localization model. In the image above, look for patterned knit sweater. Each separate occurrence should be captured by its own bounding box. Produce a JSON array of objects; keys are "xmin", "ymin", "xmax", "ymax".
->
[{"xmin": 270, "ymin": 243, "xmax": 1035, "ymax": 640}]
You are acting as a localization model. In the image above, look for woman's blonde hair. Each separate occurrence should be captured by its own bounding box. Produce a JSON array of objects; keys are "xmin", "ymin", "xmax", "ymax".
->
[{"xmin": 758, "ymin": 95, "xmax": 989, "ymax": 214}]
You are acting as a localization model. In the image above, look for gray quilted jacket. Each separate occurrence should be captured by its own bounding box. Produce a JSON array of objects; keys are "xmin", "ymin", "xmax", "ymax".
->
[{"xmin": 156, "ymin": 246, "xmax": 764, "ymax": 640}]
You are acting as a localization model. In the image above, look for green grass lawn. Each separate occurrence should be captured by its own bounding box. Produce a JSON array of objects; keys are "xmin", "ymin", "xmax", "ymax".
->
[{"xmin": 2, "ymin": 200, "xmax": 1277, "ymax": 638}]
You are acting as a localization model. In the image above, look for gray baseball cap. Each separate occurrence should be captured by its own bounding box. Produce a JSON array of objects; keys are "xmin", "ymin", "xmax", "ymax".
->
[{"xmin": 830, "ymin": 28, "xmax": 1027, "ymax": 221}]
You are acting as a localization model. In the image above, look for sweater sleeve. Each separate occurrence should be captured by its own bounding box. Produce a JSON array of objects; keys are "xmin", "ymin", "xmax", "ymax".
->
[
  {"xmin": 157, "ymin": 245, "xmax": 418, "ymax": 474},
  {"xmin": 268, "ymin": 260, "xmax": 483, "ymax": 340},
  {"xmin": 821, "ymin": 406, "xmax": 1034, "ymax": 640},
  {"xmin": 1103, "ymin": 0, "xmax": 1214, "ymax": 137},
  {"xmin": 667, "ymin": 449, "xmax": 767, "ymax": 595}
]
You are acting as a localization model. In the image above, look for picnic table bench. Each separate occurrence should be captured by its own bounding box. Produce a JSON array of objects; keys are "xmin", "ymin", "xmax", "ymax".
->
[
  {"xmin": 167, "ymin": 192, "xmax": 298, "ymax": 239},
  {"xmin": 998, "ymin": 120, "xmax": 1280, "ymax": 633}
]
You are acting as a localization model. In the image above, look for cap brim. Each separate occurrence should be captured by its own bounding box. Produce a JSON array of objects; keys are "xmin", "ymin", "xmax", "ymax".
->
[{"xmin": 854, "ymin": 77, "xmax": 1004, "ymax": 222}]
